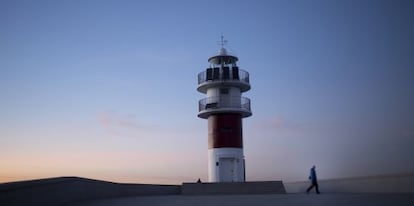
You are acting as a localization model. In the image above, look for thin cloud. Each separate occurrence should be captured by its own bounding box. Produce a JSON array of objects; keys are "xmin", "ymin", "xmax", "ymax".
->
[
  {"xmin": 97, "ymin": 111, "xmax": 158, "ymax": 136},
  {"xmin": 97, "ymin": 112, "xmax": 113, "ymax": 129},
  {"xmin": 254, "ymin": 116, "xmax": 301, "ymax": 130}
]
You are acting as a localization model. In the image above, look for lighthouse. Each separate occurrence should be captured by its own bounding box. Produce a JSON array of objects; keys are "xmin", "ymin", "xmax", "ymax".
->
[{"xmin": 197, "ymin": 37, "xmax": 252, "ymax": 182}]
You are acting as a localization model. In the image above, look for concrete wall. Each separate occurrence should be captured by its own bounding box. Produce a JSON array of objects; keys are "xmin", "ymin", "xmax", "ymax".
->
[
  {"xmin": 284, "ymin": 173, "xmax": 414, "ymax": 194},
  {"xmin": 0, "ymin": 177, "xmax": 181, "ymax": 206},
  {"xmin": 182, "ymin": 181, "xmax": 286, "ymax": 195}
]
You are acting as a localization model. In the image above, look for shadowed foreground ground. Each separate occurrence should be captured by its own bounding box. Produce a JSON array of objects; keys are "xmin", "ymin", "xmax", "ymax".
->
[
  {"xmin": 2, "ymin": 176, "xmax": 413, "ymax": 205},
  {"xmin": 73, "ymin": 194, "xmax": 414, "ymax": 206}
]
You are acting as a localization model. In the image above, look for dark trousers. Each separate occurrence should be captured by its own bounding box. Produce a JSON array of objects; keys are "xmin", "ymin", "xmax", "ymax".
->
[{"xmin": 306, "ymin": 181, "xmax": 320, "ymax": 194}]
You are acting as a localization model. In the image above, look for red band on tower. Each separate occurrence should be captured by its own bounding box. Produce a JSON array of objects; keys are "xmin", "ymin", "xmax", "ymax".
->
[{"xmin": 208, "ymin": 113, "xmax": 243, "ymax": 149}]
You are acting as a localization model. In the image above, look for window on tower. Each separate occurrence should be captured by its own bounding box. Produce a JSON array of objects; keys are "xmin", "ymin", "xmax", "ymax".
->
[{"xmin": 220, "ymin": 88, "xmax": 229, "ymax": 94}]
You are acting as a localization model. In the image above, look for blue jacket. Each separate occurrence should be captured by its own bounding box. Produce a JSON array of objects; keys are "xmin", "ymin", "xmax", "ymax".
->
[{"xmin": 309, "ymin": 168, "xmax": 317, "ymax": 182}]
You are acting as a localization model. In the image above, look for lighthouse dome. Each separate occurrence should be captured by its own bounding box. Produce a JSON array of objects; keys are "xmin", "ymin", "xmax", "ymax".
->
[{"xmin": 218, "ymin": 47, "xmax": 228, "ymax": 55}]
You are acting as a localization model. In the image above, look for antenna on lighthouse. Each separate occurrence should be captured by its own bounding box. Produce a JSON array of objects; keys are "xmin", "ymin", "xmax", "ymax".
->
[
  {"xmin": 218, "ymin": 35, "xmax": 228, "ymax": 48},
  {"xmin": 217, "ymin": 35, "xmax": 229, "ymax": 55}
]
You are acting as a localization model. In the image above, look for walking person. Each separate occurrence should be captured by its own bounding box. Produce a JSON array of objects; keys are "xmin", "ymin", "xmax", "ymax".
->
[{"xmin": 306, "ymin": 165, "xmax": 320, "ymax": 194}]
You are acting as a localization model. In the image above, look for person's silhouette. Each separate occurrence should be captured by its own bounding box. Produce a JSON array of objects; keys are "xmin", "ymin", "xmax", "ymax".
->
[{"xmin": 306, "ymin": 165, "xmax": 320, "ymax": 194}]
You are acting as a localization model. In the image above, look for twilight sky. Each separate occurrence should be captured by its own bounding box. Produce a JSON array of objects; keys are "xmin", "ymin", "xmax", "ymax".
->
[{"xmin": 1, "ymin": 0, "xmax": 413, "ymax": 184}]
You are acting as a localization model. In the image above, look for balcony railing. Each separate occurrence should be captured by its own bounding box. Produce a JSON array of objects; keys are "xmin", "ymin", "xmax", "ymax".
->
[
  {"xmin": 197, "ymin": 67, "xmax": 250, "ymax": 85},
  {"xmin": 198, "ymin": 96, "xmax": 251, "ymax": 114}
]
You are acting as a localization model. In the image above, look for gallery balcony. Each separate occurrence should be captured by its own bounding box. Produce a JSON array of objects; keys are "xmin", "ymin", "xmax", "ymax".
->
[
  {"xmin": 197, "ymin": 67, "xmax": 250, "ymax": 93},
  {"xmin": 198, "ymin": 96, "xmax": 252, "ymax": 119}
]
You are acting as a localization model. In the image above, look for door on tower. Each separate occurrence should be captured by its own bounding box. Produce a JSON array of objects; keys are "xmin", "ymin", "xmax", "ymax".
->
[{"xmin": 219, "ymin": 157, "xmax": 236, "ymax": 182}]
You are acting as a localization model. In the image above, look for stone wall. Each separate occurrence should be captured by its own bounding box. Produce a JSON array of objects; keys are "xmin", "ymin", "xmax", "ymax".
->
[
  {"xmin": 0, "ymin": 177, "xmax": 181, "ymax": 206},
  {"xmin": 182, "ymin": 181, "xmax": 286, "ymax": 195}
]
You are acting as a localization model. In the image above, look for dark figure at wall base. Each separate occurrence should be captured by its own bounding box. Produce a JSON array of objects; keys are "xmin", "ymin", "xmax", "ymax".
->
[{"xmin": 306, "ymin": 165, "xmax": 320, "ymax": 194}]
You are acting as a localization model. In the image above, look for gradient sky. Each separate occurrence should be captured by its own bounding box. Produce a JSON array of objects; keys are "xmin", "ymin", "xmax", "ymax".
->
[{"xmin": 1, "ymin": 0, "xmax": 413, "ymax": 184}]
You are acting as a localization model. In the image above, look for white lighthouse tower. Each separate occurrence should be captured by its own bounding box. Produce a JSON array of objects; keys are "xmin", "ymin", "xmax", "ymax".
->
[{"xmin": 197, "ymin": 37, "xmax": 252, "ymax": 182}]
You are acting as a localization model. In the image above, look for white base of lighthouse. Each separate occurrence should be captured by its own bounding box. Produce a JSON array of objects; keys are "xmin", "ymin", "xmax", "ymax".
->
[{"xmin": 208, "ymin": 148, "xmax": 245, "ymax": 182}]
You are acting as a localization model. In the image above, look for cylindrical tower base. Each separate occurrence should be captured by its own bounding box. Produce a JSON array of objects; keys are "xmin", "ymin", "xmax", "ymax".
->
[
  {"xmin": 208, "ymin": 113, "xmax": 244, "ymax": 182},
  {"xmin": 208, "ymin": 148, "xmax": 245, "ymax": 182}
]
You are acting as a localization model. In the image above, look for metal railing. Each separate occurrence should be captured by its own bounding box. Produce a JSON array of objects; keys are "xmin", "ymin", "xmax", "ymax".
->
[
  {"xmin": 198, "ymin": 96, "xmax": 251, "ymax": 113},
  {"xmin": 197, "ymin": 68, "xmax": 250, "ymax": 85}
]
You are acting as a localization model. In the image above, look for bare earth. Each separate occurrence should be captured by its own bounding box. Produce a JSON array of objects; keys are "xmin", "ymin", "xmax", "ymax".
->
[{"xmin": 73, "ymin": 194, "xmax": 414, "ymax": 206}]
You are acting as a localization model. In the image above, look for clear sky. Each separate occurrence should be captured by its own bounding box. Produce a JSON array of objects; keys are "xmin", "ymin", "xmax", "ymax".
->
[{"xmin": 1, "ymin": 0, "xmax": 413, "ymax": 184}]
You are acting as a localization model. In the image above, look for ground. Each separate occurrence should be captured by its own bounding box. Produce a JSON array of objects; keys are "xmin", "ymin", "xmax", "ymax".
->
[{"xmin": 72, "ymin": 194, "xmax": 414, "ymax": 206}]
